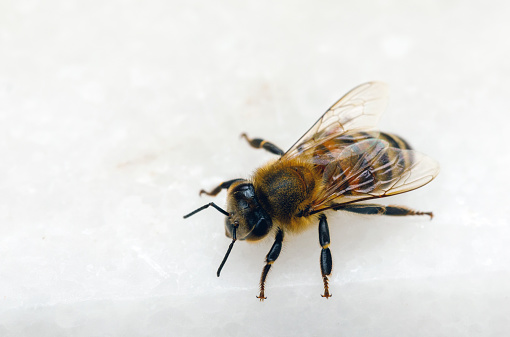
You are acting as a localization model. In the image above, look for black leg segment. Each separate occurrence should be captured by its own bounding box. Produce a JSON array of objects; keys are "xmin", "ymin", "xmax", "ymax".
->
[
  {"xmin": 257, "ymin": 229, "xmax": 284, "ymax": 301},
  {"xmin": 318, "ymin": 214, "xmax": 332, "ymax": 298},
  {"xmin": 199, "ymin": 178, "xmax": 243, "ymax": 197},
  {"xmin": 241, "ymin": 133, "xmax": 284, "ymax": 156},
  {"xmin": 335, "ymin": 203, "xmax": 433, "ymax": 219}
]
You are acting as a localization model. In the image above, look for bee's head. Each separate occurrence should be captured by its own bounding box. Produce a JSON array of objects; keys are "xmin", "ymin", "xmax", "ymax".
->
[
  {"xmin": 182, "ymin": 179, "xmax": 273, "ymax": 277},
  {"xmin": 224, "ymin": 181, "xmax": 273, "ymax": 241}
]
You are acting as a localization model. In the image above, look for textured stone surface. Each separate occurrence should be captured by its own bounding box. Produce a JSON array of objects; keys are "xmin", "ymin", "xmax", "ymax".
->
[{"xmin": 1, "ymin": 0, "xmax": 509, "ymax": 335}]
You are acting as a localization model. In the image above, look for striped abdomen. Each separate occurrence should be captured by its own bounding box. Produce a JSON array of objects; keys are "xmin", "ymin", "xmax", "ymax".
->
[{"xmin": 311, "ymin": 131, "xmax": 415, "ymax": 197}]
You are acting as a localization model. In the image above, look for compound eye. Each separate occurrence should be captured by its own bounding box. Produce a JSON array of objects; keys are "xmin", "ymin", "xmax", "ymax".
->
[{"xmin": 246, "ymin": 215, "xmax": 272, "ymax": 241}]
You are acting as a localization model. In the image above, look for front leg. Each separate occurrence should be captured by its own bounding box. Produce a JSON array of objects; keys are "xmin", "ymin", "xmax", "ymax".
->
[
  {"xmin": 318, "ymin": 214, "xmax": 333, "ymax": 298},
  {"xmin": 257, "ymin": 229, "xmax": 284, "ymax": 301},
  {"xmin": 199, "ymin": 178, "xmax": 243, "ymax": 196}
]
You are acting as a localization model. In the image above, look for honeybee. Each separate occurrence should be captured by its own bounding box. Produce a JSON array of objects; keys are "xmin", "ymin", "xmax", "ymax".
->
[{"xmin": 184, "ymin": 82, "xmax": 439, "ymax": 301}]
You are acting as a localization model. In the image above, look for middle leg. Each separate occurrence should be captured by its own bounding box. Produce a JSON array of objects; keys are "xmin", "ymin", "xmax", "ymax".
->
[
  {"xmin": 318, "ymin": 214, "xmax": 333, "ymax": 298},
  {"xmin": 241, "ymin": 133, "xmax": 284, "ymax": 156}
]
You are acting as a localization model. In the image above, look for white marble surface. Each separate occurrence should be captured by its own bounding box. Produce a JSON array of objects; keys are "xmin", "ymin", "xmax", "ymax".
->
[{"xmin": 1, "ymin": 0, "xmax": 509, "ymax": 336}]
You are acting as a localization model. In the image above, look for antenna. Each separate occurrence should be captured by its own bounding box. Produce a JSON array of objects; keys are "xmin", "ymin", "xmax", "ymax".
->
[
  {"xmin": 183, "ymin": 202, "xmax": 229, "ymax": 218},
  {"xmin": 217, "ymin": 222, "xmax": 238, "ymax": 277},
  {"xmin": 183, "ymin": 202, "xmax": 237, "ymax": 277}
]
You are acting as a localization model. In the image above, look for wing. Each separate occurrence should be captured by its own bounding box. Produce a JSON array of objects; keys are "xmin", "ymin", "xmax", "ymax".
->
[
  {"xmin": 284, "ymin": 82, "xmax": 389, "ymax": 159},
  {"xmin": 308, "ymin": 139, "xmax": 440, "ymax": 214}
]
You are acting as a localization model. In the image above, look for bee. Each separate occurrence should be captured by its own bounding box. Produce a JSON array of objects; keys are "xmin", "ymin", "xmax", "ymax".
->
[{"xmin": 183, "ymin": 82, "xmax": 439, "ymax": 301}]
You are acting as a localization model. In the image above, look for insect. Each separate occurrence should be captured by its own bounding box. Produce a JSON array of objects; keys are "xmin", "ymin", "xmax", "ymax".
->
[{"xmin": 183, "ymin": 82, "xmax": 439, "ymax": 301}]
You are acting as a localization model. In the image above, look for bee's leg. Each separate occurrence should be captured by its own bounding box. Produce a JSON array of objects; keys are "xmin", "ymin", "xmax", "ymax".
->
[
  {"xmin": 257, "ymin": 229, "xmax": 284, "ymax": 301},
  {"xmin": 318, "ymin": 214, "xmax": 333, "ymax": 299},
  {"xmin": 199, "ymin": 178, "xmax": 243, "ymax": 197},
  {"xmin": 335, "ymin": 204, "xmax": 433, "ymax": 219},
  {"xmin": 240, "ymin": 133, "xmax": 284, "ymax": 156}
]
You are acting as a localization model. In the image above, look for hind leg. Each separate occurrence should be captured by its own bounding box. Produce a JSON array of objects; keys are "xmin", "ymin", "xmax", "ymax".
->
[{"xmin": 334, "ymin": 203, "xmax": 433, "ymax": 219}]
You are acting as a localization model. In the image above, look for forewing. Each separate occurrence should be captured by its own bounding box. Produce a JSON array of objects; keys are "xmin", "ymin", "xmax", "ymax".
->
[
  {"xmin": 285, "ymin": 82, "xmax": 389, "ymax": 158},
  {"xmin": 310, "ymin": 139, "xmax": 440, "ymax": 212}
]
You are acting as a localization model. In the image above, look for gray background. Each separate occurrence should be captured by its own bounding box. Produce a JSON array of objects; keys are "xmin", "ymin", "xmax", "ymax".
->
[{"xmin": 1, "ymin": 0, "xmax": 509, "ymax": 336}]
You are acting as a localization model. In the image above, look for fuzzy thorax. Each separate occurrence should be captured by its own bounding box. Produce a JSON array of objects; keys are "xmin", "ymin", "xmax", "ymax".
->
[{"xmin": 251, "ymin": 157, "xmax": 323, "ymax": 233}]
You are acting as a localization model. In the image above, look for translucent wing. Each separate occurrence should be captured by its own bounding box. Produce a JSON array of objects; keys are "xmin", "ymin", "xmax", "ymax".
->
[
  {"xmin": 308, "ymin": 139, "xmax": 440, "ymax": 213},
  {"xmin": 284, "ymin": 82, "xmax": 389, "ymax": 159}
]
